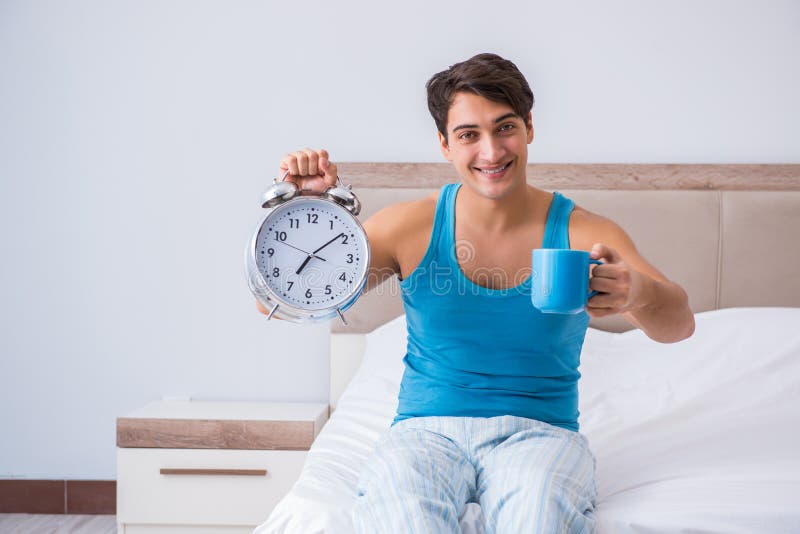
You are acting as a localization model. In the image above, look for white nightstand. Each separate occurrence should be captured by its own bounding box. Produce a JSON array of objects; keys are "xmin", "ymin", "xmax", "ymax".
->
[{"xmin": 116, "ymin": 400, "xmax": 328, "ymax": 533}]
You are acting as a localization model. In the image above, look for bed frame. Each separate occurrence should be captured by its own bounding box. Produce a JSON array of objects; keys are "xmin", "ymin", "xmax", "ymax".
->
[{"xmin": 328, "ymin": 163, "xmax": 800, "ymax": 409}]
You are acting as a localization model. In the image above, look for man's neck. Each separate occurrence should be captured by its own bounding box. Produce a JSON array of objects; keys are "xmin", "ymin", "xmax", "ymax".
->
[{"xmin": 456, "ymin": 181, "xmax": 542, "ymax": 233}]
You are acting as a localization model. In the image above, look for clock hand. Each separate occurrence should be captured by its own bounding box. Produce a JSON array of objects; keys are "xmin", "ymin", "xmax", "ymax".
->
[
  {"xmin": 313, "ymin": 232, "xmax": 345, "ymax": 255},
  {"xmin": 275, "ymin": 240, "xmax": 327, "ymax": 261},
  {"xmin": 298, "ymin": 233, "xmax": 344, "ymax": 275},
  {"xmin": 295, "ymin": 255, "xmax": 313, "ymax": 275}
]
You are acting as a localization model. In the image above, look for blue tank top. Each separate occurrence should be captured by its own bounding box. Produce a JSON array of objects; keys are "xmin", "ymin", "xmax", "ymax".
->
[{"xmin": 394, "ymin": 183, "xmax": 590, "ymax": 432}]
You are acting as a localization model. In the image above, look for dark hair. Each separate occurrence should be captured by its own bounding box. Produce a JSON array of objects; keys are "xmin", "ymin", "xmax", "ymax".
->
[{"xmin": 426, "ymin": 53, "xmax": 534, "ymax": 141}]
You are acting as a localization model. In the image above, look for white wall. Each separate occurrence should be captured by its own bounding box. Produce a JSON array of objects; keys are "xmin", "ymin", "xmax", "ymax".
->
[{"xmin": 1, "ymin": 0, "xmax": 798, "ymax": 479}]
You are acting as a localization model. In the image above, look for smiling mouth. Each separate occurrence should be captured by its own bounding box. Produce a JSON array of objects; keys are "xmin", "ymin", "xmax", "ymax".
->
[{"xmin": 475, "ymin": 161, "xmax": 512, "ymax": 175}]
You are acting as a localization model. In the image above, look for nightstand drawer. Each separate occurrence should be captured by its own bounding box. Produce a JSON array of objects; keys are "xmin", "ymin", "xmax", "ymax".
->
[{"xmin": 117, "ymin": 447, "xmax": 307, "ymax": 527}]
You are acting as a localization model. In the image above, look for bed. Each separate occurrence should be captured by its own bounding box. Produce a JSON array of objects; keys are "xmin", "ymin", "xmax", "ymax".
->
[{"xmin": 256, "ymin": 163, "xmax": 800, "ymax": 534}]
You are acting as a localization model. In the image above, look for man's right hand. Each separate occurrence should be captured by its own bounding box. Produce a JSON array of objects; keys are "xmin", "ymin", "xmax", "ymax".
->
[
  {"xmin": 279, "ymin": 148, "xmax": 339, "ymax": 194},
  {"xmin": 256, "ymin": 148, "xmax": 339, "ymax": 317}
]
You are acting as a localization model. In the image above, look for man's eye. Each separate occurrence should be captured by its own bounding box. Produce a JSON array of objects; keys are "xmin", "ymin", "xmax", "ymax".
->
[
  {"xmin": 459, "ymin": 131, "xmax": 477, "ymax": 140},
  {"xmin": 498, "ymin": 124, "xmax": 515, "ymax": 132}
]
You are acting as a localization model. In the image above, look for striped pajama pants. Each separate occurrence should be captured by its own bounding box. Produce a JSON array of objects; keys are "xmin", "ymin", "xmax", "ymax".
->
[{"xmin": 352, "ymin": 415, "xmax": 597, "ymax": 534}]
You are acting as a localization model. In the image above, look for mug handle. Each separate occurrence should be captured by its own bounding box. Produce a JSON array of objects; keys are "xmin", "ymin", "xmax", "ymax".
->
[{"xmin": 587, "ymin": 259, "xmax": 603, "ymax": 299}]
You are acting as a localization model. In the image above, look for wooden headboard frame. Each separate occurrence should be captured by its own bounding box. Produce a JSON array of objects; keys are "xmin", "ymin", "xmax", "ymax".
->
[
  {"xmin": 328, "ymin": 163, "xmax": 800, "ymax": 408},
  {"xmin": 339, "ymin": 163, "xmax": 798, "ymax": 190}
]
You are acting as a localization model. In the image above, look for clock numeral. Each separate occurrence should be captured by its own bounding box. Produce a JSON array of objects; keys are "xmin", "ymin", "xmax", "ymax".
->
[
  {"xmin": 289, "ymin": 218, "xmax": 299, "ymax": 228},
  {"xmin": 338, "ymin": 272, "xmax": 346, "ymax": 282},
  {"xmin": 346, "ymin": 253, "xmax": 353, "ymax": 264},
  {"xmin": 325, "ymin": 285, "xmax": 332, "ymax": 295},
  {"xmin": 307, "ymin": 213, "xmax": 319, "ymax": 224},
  {"xmin": 274, "ymin": 231, "xmax": 287, "ymax": 241},
  {"xmin": 329, "ymin": 220, "xmax": 334, "ymax": 230},
  {"xmin": 340, "ymin": 235, "xmax": 349, "ymax": 245},
  {"xmin": 267, "ymin": 248, "xmax": 274, "ymax": 257},
  {"xmin": 305, "ymin": 288, "xmax": 313, "ymax": 299},
  {"xmin": 273, "ymin": 267, "xmax": 280, "ymax": 277},
  {"xmin": 287, "ymin": 281, "xmax": 294, "ymax": 291}
]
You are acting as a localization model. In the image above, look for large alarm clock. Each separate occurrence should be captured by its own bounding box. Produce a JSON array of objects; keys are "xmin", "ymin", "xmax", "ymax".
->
[{"xmin": 245, "ymin": 171, "xmax": 370, "ymax": 324}]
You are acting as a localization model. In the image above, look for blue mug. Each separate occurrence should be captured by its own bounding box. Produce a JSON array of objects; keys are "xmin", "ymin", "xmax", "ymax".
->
[{"xmin": 531, "ymin": 249, "xmax": 603, "ymax": 314}]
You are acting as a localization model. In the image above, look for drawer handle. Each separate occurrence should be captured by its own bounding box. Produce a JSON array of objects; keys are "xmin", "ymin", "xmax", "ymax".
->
[{"xmin": 160, "ymin": 468, "xmax": 268, "ymax": 476}]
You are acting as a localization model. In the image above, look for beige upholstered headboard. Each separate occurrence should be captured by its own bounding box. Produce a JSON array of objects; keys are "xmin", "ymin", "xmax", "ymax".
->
[{"xmin": 328, "ymin": 163, "xmax": 800, "ymax": 407}]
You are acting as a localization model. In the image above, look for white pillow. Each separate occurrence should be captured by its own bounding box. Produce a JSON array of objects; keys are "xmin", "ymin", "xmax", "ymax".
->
[
  {"xmin": 578, "ymin": 306, "xmax": 800, "ymax": 437},
  {"xmin": 351, "ymin": 314, "xmax": 408, "ymax": 384}
]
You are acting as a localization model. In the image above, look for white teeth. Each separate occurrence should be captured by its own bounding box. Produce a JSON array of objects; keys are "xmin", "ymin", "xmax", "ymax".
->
[{"xmin": 478, "ymin": 162, "xmax": 510, "ymax": 175}]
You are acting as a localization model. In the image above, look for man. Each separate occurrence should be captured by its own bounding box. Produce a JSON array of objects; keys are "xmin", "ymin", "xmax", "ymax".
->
[{"xmin": 259, "ymin": 53, "xmax": 694, "ymax": 533}]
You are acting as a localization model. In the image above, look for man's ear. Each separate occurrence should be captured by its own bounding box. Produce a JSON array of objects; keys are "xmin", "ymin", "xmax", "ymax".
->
[
  {"xmin": 526, "ymin": 112, "xmax": 534, "ymax": 143},
  {"xmin": 438, "ymin": 131, "xmax": 452, "ymax": 161}
]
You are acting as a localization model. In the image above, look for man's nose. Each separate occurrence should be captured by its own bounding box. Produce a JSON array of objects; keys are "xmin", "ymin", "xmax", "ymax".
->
[{"xmin": 479, "ymin": 135, "xmax": 505, "ymax": 163}]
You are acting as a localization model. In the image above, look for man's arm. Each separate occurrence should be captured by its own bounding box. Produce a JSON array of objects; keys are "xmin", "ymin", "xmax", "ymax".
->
[
  {"xmin": 571, "ymin": 209, "xmax": 695, "ymax": 343},
  {"xmin": 361, "ymin": 194, "xmax": 437, "ymax": 292},
  {"xmin": 362, "ymin": 205, "xmax": 402, "ymax": 292}
]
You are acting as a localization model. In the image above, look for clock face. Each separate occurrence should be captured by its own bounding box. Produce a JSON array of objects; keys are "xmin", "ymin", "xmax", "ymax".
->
[{"xmin": 254, "ymin": 197, "xmax": 369, "ymax": 311}]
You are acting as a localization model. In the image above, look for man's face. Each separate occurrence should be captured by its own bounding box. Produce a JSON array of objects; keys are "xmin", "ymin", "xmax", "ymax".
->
[{"xmin": 438, "ymin": 91, "xmax": 533, "ymax": 201}]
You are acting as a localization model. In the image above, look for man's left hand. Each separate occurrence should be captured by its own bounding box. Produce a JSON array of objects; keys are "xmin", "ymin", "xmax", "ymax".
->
[{"xmin": 586, "ymin": 243, "xmax": 645, "ymax": 318}]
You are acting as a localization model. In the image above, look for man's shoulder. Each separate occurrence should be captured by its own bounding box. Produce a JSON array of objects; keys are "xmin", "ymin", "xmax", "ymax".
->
[
  {"xmin": 569, "ymin": 204, "xmax": 607, "ymax": 225},
  {"xmin": 568, "ymin": 203, "xmax": 628, "ymax": 249},
  {"xmin": 361, "ymin": 191, "xmax": 439, "ymax": 281},
  {"xmin": 390, "ymin": 190, "xmax": 439, "ymax": 216}
]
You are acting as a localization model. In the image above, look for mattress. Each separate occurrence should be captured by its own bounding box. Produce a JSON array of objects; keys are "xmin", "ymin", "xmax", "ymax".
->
[{"xmin": 256, "ymin": 307, "xmax": 800, "ymax": 533}]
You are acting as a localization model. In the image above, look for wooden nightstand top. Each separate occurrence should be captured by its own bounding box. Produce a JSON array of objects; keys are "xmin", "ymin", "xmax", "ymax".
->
[{"xmin": 117, "ymin": 400, "xmax": 329, "ymax": 451}]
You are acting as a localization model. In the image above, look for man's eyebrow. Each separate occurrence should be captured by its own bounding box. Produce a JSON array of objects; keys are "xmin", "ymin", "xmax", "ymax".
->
[
  {"xmin": 451, "ymin": 113, "xmax": 521, "ymax": 133},
  {"xmin": 493, "ymin": 112, "xmax": 518, "ymax": 124}
]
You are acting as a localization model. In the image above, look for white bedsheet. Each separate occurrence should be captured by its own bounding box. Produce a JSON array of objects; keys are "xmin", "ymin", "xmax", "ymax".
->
[{"xmin": 257, "ymin": 308, "xmax": 800, "ymax": 533}]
